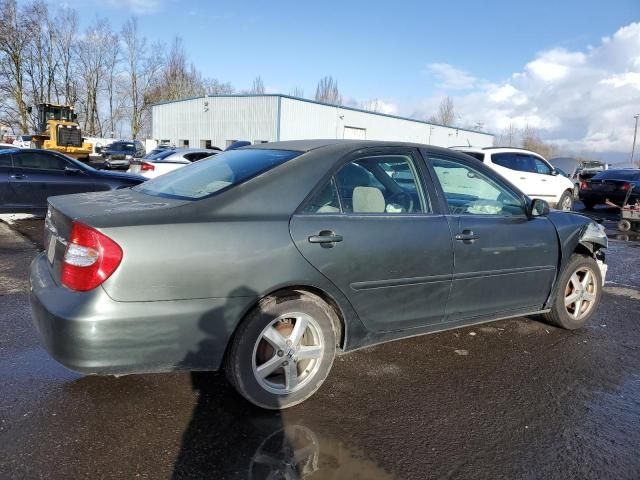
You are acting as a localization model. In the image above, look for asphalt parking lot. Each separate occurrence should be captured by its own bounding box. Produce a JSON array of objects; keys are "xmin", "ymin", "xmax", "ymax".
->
[{"xmin": 1, "ymin": 205, "xmax": 639, "ymax": 479}]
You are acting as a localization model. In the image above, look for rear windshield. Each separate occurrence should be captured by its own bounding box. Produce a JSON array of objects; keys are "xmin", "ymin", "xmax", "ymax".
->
[
  {"xmin": 135, "ymin": 148, "xmax": 301, "ymax": 200},
  {"xmin": 592, "ymin": 170, "xmax": 640, "ymax": 181},
  {"xmin": 110, "ymin": 142, "xmax": 135, "ymax": 150}
]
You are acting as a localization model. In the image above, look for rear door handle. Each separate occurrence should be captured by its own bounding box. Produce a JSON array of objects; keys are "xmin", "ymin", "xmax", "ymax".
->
[
  {"xmin": 308, "ymin": 230, "xmax": 343, "ymax": 248},
  {"xmin": 10, "ymin": 173, "xmax": 26, "ymax": 179},
  {"xmin": 455, "ymin": 230, "xmax": 479, "ymax": 243}
]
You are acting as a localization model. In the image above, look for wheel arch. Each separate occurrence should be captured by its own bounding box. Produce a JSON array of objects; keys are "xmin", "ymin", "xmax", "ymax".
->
[{"xmin": 225, "ymin": 285, "xmax": 349, "ymax": 359}]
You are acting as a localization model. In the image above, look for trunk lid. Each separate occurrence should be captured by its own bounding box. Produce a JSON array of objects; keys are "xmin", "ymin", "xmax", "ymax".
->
[{"xmin": 44, "ymin": 189, "xmax": 191, "ymax": 284}]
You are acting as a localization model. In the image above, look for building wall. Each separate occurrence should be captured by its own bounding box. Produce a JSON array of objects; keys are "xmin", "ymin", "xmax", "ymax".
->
[
  {"xmin": 277, "ymin": 96, "xmax": 493, "ymax": 148},
  {"xmin": 152, "ymin": 95, "xmax": 493, "ymax": 149},
  {"xmin": 152, "ymin": 96, "xmax": 278, "ymax": 149}
]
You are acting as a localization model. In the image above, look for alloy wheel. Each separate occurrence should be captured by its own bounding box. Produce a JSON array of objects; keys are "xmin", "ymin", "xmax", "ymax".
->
[
  {"xmin": 252, "ymin": 313, "xmax": 324, "ymax": 395},
  {"xmin": 564, "ymin": 267, "xmax": 598, "ymax": 320},
  {"xmin": 561, "ymin": 195, "xmax": 573, "ymax": 211}
]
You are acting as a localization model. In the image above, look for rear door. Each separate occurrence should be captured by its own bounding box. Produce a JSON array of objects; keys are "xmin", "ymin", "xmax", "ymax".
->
[
  {"xmin": 426, "ymin": 152, "xmax": 558, "ymax": 321},
  {"xmin": 290, "ymin": 147, "xmax": 454, "ymax": 332}
]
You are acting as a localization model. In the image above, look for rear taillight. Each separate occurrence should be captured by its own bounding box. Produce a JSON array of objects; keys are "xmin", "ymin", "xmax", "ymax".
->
[
  {"xmin": 580, "ymin": 181, "xmax": 589, "ymax": 190},
  {"xmin": 140, "ymin": 161, "xmax": 155, "ymax": 171},
  {"xmin": 620, "ymin": 182, "xmax": 631, "ymax": 191},
  {"xmin": 61, "ymin": 222, "xmax": 123, "ymax": 291}
]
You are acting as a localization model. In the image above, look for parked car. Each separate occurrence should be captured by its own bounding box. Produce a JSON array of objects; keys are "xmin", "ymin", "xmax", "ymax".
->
[
  {"xmin": 452, "ymin": 147, "xmax": 576, "ymax": 210},
  {"xmin": 128, "ymin": 148, "xmax": 220, "ymax": 178},
  {"xmin": 30, "ymin": 140, "xmax": 608, "ymax": 409},
  {"xmin": 13, "ymin": 135, "xmax": 33, "ymax": 148},
  {"xmin": 0, "ymin": 143, "xmax": 16, "ymax": 150},
  {"xmin": 0, "ymin": 148, "xmax": 145, "ymax": 213},
  {"xmin": 101, "ymin": 140, "xmax": 146, "ymax": 170},
  {"xmin": 579, "ymin": 169, "xmax": 640, "ymax": 209}
]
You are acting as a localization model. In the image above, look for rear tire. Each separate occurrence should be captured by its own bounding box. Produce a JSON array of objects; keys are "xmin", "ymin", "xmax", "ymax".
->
[
  {"xmin": 543, "ymin": 254, "xmax": 602, "ymax": 330},
  {"xmin": 225, "ymin": 292, "xmax": 337, "ymax": 410}
]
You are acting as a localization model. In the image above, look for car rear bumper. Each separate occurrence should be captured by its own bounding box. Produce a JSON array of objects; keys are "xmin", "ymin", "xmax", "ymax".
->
[
  {"xmin": 579, "ymin": 191, "xmax": 637, "ymax": 205},
  {"xmin": 29, "ymin": 252, "xmax": 250, "ymax": 375}
]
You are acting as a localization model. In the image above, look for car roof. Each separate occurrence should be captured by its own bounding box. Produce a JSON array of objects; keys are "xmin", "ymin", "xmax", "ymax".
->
[{"xmin": 244, "ymin": 139, "xmax": 462, "ymax": 155}]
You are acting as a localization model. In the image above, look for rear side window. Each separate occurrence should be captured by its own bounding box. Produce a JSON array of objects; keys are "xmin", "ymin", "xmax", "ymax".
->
[
  {"xmin": 491, "ymin": 153, "xmax": 536, "ymax": 173},
  {"xmin": 302, "ymin": 154, "xmax": 429, "ymax": 214},
  {"xmin": 136, "ymin": 149, "xmax": 300, "ymax": 200},
  {"xmin": 13, "ymin": 152, "xmax": 68, "ymax": 170},
  {"xmin": 0, "ymin": 153, "xmax": 11, "ymax": 167}
]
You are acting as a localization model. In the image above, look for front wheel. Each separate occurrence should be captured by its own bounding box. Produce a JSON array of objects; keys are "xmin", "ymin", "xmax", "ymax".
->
[
  {"xmin": 543, "ymin": 254, "xmax": 602, "ymax": 330},
  {"xmin": 225, "ymin": 292, "xmax": 337, "ymax": 410},
  {"xmin": 618, "ymin": 219, "xmax": 632, "ymax": 232},
  {"xmin": 558, "ymin": 191, "xmax": 573, "ymax": 211}
]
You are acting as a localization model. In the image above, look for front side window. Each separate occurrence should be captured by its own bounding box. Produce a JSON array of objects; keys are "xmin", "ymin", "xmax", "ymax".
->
[
  {"xmin": 136, "ymin": 148, "xmax": 300, "ymax": 200},
  {"xmin": 431, "ymin": 156, "xmax": 524, "ymax": 216},
  {"xmin": 532, "ymin": 157, "xmax": 552, "ymax": 175}
]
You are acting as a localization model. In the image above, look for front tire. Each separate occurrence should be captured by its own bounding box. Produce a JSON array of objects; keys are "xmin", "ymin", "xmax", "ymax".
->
[
  {"xmin": 543, "ymin": 254, "xmax": 602, "ymax": 330},
  {"xmin": 558, "ymin": 190, "xmax": 573, "ymax": 211},
  {"xmin": 618, "ymin": 219, "xmax": 632, "ymax": 232},
  {"xmin": 225, "ymin": 292, "xmax": 337, "ymax": 410}
]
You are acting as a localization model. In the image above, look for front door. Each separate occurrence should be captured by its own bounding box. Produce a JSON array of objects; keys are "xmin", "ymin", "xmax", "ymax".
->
[
  {"xmin": 11, "ymin": 151, "xmax": 91, "ymax": 209},
  {"xmin": 290, "ymin": 148, "xmax": 454, "ymax": 332},
  {"xmin": 427, "ymin": 153, "xmax": 559, "ymax": 321}
]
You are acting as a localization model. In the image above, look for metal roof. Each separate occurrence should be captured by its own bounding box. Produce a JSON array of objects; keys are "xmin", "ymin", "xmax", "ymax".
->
[{"xmin": 152, "ymin": 94, "xmax": 494, "ymax": 136}]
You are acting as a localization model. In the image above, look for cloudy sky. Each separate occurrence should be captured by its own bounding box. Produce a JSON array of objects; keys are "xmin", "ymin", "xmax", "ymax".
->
[{"xmin": 59, "ymin": 0, "xmax": 639, "ymax": 162}]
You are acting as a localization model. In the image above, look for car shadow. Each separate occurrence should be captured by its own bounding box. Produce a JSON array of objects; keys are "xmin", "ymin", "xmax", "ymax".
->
[{"xmin": 172, "ymin": 287, "xmax": 299, "ymax": 479}]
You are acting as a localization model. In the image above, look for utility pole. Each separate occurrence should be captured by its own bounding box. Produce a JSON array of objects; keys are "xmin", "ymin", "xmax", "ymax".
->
[{"xmin": 631, "ymin": 113, "xmax": 639, "ymax": 167}]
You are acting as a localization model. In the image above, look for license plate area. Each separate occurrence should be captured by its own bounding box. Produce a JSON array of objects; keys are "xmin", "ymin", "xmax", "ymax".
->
[{"xmin": 47, "ymin": 235, "xmax": 56, "ymax": 264}]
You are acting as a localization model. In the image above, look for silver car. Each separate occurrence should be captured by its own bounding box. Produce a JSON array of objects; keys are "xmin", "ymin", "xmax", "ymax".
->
[{"xmin": 128, "ymin": 148, "xmax": 220, "ymax": 178}]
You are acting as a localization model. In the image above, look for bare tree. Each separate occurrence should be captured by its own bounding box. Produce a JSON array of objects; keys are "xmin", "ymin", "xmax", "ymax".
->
[
  {"xmin": 75, "ymin": 18, "xmax": 116, "ymax": 136},
  {"xmin": 53, "ymin": 8, "xmax": 78, "ymax": 106},
  {"xmin": 362, "ymin": 98, "xmax": 385, "ymax": 113},
  {"xmin": 0, "ymin": 0, "xmax": 33, "ymax": 133},
  {"xmin": 250, "ymin": 76, "xmax": 265, "ymax": 94},
  {"xmin": 521, "ymin": 124, "xmax": 559, "ymax": 158},
  {"xmin": 121, "ymin": 17, "xmax": 164, "ymax": 139},
  {"xmin": 315, "ymin": 76, "xmax": 342, "ymax": 105},
  {"xmin": 429, "ymin": 96, "xmax": 455, "ymax": 126},
  {"xmin": 496, "ymin": 122, "xmax": 519, "ymax": 146},
  {"xmin": 289, "ymin": 87, "xmax": 304, "ymax": 98}
]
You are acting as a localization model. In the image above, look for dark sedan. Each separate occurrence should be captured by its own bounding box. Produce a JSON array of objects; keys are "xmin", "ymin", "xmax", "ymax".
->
[
  {"xmin": 30, "ymin": 140, "xmax": 608, "ymax": 409},
  {"xmin": 0, "ymin": 148, "xmax": 145, "ymax": 213},
  {"xmin": 579, "ymin": 169, "xmax": 640, "ymax": 209},
  {"xmin": 101, "ymin": 140, "xmax": 146, "ymax": 169}
]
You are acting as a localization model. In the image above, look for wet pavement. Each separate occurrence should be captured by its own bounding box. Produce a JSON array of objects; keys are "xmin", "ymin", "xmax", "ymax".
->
[{"xmin": 1, "ymin": 206, "xmax": 639, "ymax": 479}]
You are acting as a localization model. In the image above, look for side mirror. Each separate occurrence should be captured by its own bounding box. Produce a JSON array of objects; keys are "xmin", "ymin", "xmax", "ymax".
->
[
  {"xmin": 530, "ymin": 198, "xmax": 550, "ymax": 217},
  {"xmin": 551, "ymin": 169, "xmax": 558, "ymax": 176}
]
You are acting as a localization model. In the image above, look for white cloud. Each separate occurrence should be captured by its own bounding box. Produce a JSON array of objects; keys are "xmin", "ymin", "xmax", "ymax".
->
[
  {"xmin": 414, "ymin": 22, "xmax": 640, "ymax": 158},
  {"xmin": 105, "ymin": 0, "xmax": 161, "ymax": 14},
  {"xmin": 425, "ymin": 63, "xmax": 476, "ymax": 90}
]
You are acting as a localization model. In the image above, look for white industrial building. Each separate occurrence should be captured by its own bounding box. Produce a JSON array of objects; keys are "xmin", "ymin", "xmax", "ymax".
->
[{"xmin": 151, "ymin": 94, "xmax": 493, "ymax": 150}]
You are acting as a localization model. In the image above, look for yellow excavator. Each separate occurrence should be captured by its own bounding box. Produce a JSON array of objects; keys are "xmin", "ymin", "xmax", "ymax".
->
[{"xmin": 30, "ymin": 103, "xmax": 92, "ymax": 159}]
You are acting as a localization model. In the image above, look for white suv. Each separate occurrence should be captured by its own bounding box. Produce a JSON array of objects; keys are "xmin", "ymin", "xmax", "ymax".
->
[{"xmin": 451, "ymin": 147, "xmax": 575, "ymax": 210}]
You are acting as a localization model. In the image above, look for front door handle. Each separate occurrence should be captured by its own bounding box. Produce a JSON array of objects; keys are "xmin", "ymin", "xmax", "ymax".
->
[
  {"xmin": 308, "ymin": 230, "xmax": 343, "ymax": 248},
  {"xmin": 455, "ymin": 230, "xmax": 479, "ymax": 243},
  {"xmin": 10, "ymin": 173, "xmax": 26, "ymax": 179}
]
